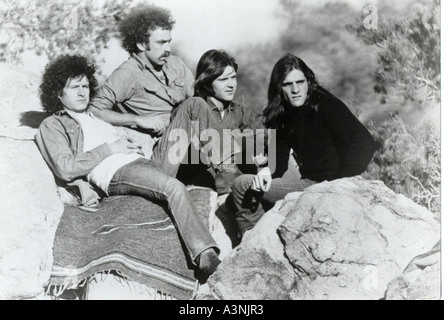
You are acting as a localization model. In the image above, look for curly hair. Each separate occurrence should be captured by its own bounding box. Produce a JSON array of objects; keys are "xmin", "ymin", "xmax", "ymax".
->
[
  {"xmin": 194, "ymin": 49, "xmax": 238, "ymax": 100},
  {"xmin": 39, "ymin": 54, "xmax": 97, "ymax": 114},
  {"xmin": 118, "ymin": 4, "xmax": 175, "ymax": 54}
]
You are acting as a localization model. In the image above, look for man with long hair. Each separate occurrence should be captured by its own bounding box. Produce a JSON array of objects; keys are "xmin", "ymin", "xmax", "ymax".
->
[
  {"xmin": 218, "ymin": 53, "xmax": 376, "ymax": 243},
  {"xmin": 151, "ymin": 49, "xmax": 260, "ymax": 194},
  {"xmin": 89, "ymin": 4, "xmax": 194, "ymax": 137}
]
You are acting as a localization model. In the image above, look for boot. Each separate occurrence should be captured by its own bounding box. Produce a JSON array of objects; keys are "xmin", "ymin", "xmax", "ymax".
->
[{"xmin": 196, "ymin": 248, "xmax": 221, "ymax": 276}]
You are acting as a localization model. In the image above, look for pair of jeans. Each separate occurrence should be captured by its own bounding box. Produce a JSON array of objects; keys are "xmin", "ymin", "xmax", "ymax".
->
[
  {"xmin": 222, "ymin": 164, "xmax": 316, "ymax": 235},
  {"xmin": 107, "ymin": 158, "xmax": 218, "ymax": 264},
  {"xmin": 151, "ymin": 98, "xmax": 248, "ymax": 178}
]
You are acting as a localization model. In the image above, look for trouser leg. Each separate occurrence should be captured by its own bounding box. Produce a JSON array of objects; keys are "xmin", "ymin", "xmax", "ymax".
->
[
  {"xmin": 152, "ymin": 100, "xmax": 241, "ymax": 177},
  {"xmin": 107, "ymin": 158, "xmax": 218, "ymax": 264},
  {"xmin": 224, "ymin": 168, "xmax": 316, "ymax": 235}
]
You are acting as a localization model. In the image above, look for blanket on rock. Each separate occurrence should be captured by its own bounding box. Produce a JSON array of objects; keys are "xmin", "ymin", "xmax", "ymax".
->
[{"xmin": 47, "ymin": 187, "xmax": 216, "ymax": 300}]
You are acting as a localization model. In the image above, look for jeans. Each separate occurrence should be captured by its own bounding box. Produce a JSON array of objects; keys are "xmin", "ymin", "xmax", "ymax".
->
[
  {"xmin": 107, "ymin": 158, "xmax": 218, "ymax": 264},
  {"xmin": 152, "ymin": 99, "xmax": 242, "ymax": 178},
  {"xmin": 222, "ymin": 164, "xmax": 316, "ymax": 235}
]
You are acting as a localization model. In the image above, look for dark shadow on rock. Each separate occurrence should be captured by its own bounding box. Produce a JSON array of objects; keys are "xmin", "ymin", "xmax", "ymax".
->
[{"xmin": 20, "ymin": 111, "xmax": 49, "ymax": 129}]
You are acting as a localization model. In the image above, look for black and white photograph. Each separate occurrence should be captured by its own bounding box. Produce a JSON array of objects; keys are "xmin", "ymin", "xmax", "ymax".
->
[{"xmin": 0, "ymin": 0, "xmax": 441, "ymax": 303}]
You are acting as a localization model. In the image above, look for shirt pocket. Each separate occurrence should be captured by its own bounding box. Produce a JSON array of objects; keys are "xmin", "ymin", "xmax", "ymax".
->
[
  {"xmin": 65, "ymin": 125, "xmax": 81, "ymax": 152},
  {"xmin": 143, "ymin": 84, "xmax": 170, "ymax": 105},
  {"xmin": 167, "ymin": 78, "xmax": 189, "ymax": 104}
]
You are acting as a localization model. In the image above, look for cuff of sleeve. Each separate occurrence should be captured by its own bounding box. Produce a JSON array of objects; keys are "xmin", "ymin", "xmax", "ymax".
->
[{"xmin": 94, "ymin": 143, "xmax": 113, "ymax": 160}]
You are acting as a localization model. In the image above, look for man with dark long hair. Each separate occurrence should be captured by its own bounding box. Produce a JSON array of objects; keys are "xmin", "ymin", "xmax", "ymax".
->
[{"xmin": 218, "ymin": 53, "xmax": 376, "ymax": 243}]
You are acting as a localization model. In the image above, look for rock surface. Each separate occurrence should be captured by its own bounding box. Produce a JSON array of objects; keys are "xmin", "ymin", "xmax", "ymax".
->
[
  {"xmin": 384, "ymin": 242, "xmax": 440, "ymax": 300},
  {"xmin": 0, "ymin": 139, "xmax": 64, "ymax": 299},
  {"xmin": 206, "ymin": 193, "xmax": 303, "ymax": 300},
  {"xmin": 205, "ymin": 177, "xmax": 440, "ymax": 300}
]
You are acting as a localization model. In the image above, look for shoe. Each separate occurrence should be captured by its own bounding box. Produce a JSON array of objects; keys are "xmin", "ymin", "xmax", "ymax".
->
[
  {"xmin": 214, "ymin": 163, "xmax": 242, "ymax": 195},
  {"xmin": 197, "ymin": 248, "xmax": 221, "ymax": 276}
]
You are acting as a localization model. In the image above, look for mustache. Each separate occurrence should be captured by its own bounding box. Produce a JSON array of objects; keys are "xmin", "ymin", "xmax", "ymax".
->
[{"xmin": 161, "ymin": 52, "xmax": 170, "ymax": 58}]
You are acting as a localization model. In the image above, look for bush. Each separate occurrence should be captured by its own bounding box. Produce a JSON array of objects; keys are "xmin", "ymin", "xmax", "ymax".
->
[{"xmin": 363, "ymin": 115, "xmax": 440, "ymax": 218}]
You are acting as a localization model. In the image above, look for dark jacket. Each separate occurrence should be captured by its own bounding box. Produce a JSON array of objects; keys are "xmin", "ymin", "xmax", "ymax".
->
[{"xmin": 273, "ymin": 91, "xmax": 376, "ymax": 182}]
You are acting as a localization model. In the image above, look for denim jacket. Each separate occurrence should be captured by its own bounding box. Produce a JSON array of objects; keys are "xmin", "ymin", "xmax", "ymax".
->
[{"xmin": 35, "ymin": 111, "xmax": 113, "ymax": 205}]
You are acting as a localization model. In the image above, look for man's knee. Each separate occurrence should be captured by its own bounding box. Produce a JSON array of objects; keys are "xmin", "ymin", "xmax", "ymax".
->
[{"xmin": 161, "ymin": 177, "xmax": 188, "ymax": 199}]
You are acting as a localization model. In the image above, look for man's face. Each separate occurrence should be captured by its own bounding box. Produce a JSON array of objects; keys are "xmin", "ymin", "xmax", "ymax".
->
[
  {"xmin": 281, "ymin": 68, "xmax": 308, "ymax": 107},
  {"xmin": 59, "ymin": 75, "xmax": 90, "ymax": 113},
  {"xmin": 212, "ymin": 66, "xmax": 237, "ymax": 102},
  {"xmin": 142, "ymin": 28, "xmax": 172, "ymax": 68}
]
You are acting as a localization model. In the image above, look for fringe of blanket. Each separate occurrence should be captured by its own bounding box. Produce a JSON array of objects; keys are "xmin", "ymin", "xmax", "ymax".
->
[{"xmin": 45, "ymin": 269, "xmax": 200, "ymax": 300}]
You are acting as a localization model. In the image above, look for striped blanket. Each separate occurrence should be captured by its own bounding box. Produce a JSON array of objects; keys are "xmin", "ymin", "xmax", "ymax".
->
[{"xmin": 48, "ymin": 187, "xmax": 216, "ymax": 300}]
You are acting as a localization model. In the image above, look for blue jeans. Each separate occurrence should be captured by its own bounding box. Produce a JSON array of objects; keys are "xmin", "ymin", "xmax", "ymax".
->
[
  {"xmin": 222, "ymin": 164, "xmax": 316, "ymax": 235},
  {"xmin": 107, "ymin": 158, "xmax": 218, "ymax": 264}
]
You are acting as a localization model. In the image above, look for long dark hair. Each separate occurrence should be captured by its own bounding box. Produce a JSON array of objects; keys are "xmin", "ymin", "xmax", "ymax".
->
[
  {"xmin": 263, "ymin": 54, "xmax": 325, "ymax": 129},
  {"xmin": 194, "ymin": 49, "xmax": 238, "ymax": 99}
]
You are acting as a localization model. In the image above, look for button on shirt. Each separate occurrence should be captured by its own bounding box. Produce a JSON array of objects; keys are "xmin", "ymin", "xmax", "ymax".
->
[
  {"xmin": 89, "ymin": 53, "xmax": 194, "ymax": 127},
  {"xmin": 205, "ymin": 98, "xmax": 257, "ymax": 132}
]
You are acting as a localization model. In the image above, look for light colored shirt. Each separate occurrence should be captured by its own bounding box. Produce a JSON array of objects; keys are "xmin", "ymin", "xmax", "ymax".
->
[
  {"xmin": 89, "ymin": 54, "xmax": 195, "ymax": 128},
  {"xmin": 68, "ymin": 111, "xmax": 142, "ymax": 194}
]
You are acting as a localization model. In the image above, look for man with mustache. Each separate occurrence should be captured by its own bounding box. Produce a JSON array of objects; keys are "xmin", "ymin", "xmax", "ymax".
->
[{"xmin": 89, "ymin": 4, "xmax": 194, "ymax": 138}]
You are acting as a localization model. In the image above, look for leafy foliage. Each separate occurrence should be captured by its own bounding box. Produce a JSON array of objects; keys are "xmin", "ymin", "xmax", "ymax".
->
[
  {"xmin": 349, "ymin": 0, "xmax": 441, "ymax": 216},
  {"xmin": 346, "ymin": 0, "xmax": 440, "ymax": 105},
  {"xmin": 364, "ymin": 116, "xmax": 440, "ymax": 217},
  {"xmin": 0, "ymin": 0, "xmax": 133, "ymax": 67}
]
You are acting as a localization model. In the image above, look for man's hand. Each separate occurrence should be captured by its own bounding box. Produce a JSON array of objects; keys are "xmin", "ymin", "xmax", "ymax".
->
[
  {"xmin": 109, "ymin": 138, "xmax": 144, "ymax": 156},
  {"xmin": 251, "ymin": 167, "xmax": 272, "ymax": 192},
  {"xmin": 253, "ymin": 153, "xmax": 268, "ymax": 167},
  {"xmin": 135, "ymin": 115, "xmax": 166, "ymax": 135}
]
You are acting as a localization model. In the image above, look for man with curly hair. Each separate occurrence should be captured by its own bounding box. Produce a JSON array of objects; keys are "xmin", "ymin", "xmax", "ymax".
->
[
  {"xmin": 36, "ymin": 54, "xmax": 221, "ymax": 278},
  {"xmin": 89, "ymin": 4, "xmax": 194, "ymax": 137}
]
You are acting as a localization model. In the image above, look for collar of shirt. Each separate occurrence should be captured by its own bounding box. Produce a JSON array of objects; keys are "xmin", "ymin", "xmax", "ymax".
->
[
  {"xmin": 56, "ymin": 109, "xmax": 96, "ymax": 119},
  {"xmin": 206, "ymin": 97, "xmax": 235, "ymax": 114},
  {"xmin": 131, "ymin": 53, "xmax": 174, "ymax": 84}
]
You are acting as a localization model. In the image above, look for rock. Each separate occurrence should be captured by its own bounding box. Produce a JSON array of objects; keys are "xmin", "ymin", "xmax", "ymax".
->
[
  {"xmin": 204, "ymin": 177, "xmax": 440, "ymax": 300},
  {"xmin": 0, "ymin": 138, "xmax": 64, "ymax": 299},
  {"xmin": 384, "ymin": 242, "xmax": 440, "ymax": 300},
  {"xmin": 205, "ymin": 192, "xmax": 303, "ymax": 300},
  {"xmin": 278, "ymin": 177, "xmax": 440, "ymax": 300}
]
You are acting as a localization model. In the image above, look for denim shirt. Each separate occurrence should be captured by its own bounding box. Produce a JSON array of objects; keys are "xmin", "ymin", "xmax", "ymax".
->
[
  {"xmin": 35, "ymin": 111, "xmax": 113, "ymax": 205},
  {"xmin": 89, "ymin": 54, "xmax": 195, "ymax": 127},
  {"xmin": 205, "ymin": 98, "xmax": 257, "ymax": 131}
]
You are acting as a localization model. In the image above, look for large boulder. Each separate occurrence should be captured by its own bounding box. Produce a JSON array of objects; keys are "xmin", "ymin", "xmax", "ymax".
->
[
  {"xmin": 205, "ymin": 177, "xmax": 440, "ymax": 300},
  {"xmin": 0, "ymin": 139, "xmax": 64, "ymax": 299},
  {"xmin": 206, "ymin": 192, "xmax": 303, "ymax": 300},
  {"xmin": 0, "ymin": 65, "xmax": 65, "ymax": 299},
  {"xmin": 279, "ymin": 177, "xmax": 440, "ymax": 300}
]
